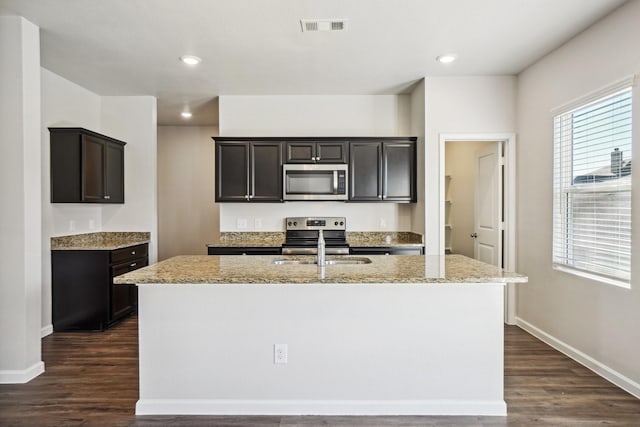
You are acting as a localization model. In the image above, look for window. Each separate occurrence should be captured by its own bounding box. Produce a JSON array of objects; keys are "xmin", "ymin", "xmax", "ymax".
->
[{"xmin": 553, "ymin": 85, "xmax": 632, "ymax": 287}]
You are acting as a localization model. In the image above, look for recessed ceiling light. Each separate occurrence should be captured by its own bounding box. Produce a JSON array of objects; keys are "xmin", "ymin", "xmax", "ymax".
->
[
  {"xmin": 181, "ymin": 112, "xmax": 193, "ymax": 119},
  {"xmin": 436, "ymin": 54, "xmax": 457, "ymax": 64},
  {"xmin": 180, "ymin": 55, "xmax": 202, "ymax": 66}
]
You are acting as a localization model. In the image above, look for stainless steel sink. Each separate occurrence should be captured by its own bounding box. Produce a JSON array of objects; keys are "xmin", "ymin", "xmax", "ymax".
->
[{"xmin": 272, "ymin": 257, "xmax": 372, "ymax": 265}]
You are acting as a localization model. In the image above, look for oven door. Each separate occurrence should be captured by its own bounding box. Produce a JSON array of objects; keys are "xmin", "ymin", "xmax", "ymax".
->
[{"xmin": 283, "ymin": 164, "xmax": 348, "ymax": 200}]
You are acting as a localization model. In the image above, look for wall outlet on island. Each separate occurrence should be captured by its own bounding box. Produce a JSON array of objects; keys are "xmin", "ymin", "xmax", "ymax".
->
[
  {"xmin": 274, "ymin": 343, "xmax": 288, "ymax": 364},
  {"xmin": 379, "ymin": 217, "xmax": 387, "ymax": 228},
  {"xmin": 236, "ymin": 218, "xmax": 247, "ymax": 229},
  {"xmin": 254, "ymin": 218, "xmax": 262, "ymax": 229}
]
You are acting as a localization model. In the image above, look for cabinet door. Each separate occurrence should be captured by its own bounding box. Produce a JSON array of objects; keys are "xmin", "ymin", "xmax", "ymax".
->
[
  {"xmin": 81, "ymin": 135, "xmax": 106, "ymax": 202},
  {"xmin": 316, "ymin": 142, "xmax": 347, "ymax": 163},
  {"xmin": 105, "ymin": 141, "xmax": 125, "ymax": 203},
  {"xmin": 349, "ymin": 142, "xmax": 382, "ymax": 201},
  {"xmin": 383, "ymin": 142, "xmax": 415, "ymax": 202},
  {"xmin": 251, "ymin": 142, "xmax": 283, "ymax": 201},
  {"xmin": 285, "ymin": 142, "xmax": 315, "ymax": 163},
  {"xmin": 216, "ymin": 143, "xmax": 249, "ymax": 201}
]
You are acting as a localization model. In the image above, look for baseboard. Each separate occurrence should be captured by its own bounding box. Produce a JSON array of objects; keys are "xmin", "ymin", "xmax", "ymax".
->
[
  {"xmin": 41, "ymin": 324, "xmax": 53, "ymax": 338},
  {"xmin": 136, "ymin": 399, "xmax": 507, "ymax": 416},
  {"xmin": 0, "ymin": 361, "xmax": 45, "ymax": 384},
  {"xmin": 516, "ymin": 317, "xmax": 640, "ymax": 399}
]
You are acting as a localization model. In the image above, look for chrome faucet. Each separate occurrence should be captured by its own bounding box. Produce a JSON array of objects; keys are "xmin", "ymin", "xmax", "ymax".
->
[{"xmin": 317, "ymin": 229, "xmax": 326, "ymax": 266}]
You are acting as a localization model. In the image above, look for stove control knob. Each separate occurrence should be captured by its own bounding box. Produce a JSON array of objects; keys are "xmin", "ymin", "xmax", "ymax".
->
[
  {"xmin": 340, "ymin": 221, "xmax": 344, "ymax": 226},
  {"xmin": 334, "ymin": 221, "xmax": 338, "ymax": 226},
  {"xmin": 287, "ymin": 221, "xmax": 292, "ymax": 226},
  {"xmin": 293, "ymin": 221, "xmax": 297, "ymax": 226}
]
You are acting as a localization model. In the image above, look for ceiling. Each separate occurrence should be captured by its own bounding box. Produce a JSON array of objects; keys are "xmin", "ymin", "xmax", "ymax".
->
[{"xmin": 0, "ymin": 0, "xmax": 627, "ymax": 126}]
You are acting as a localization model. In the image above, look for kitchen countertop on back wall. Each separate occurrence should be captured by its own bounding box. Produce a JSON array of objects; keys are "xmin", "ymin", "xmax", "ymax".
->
[
  {"xmin": 206, "ymin": 231, "xmax": 424, "ymax": 249},
  {"xmin": 51, "ymin": 232, "xmax": 150, "ymax": 250}
]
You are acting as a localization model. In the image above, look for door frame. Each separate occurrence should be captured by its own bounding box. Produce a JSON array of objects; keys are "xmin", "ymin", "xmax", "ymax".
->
[{"xmin": 439, "ymin": 133, "xmax": 517, "ymax": 324}]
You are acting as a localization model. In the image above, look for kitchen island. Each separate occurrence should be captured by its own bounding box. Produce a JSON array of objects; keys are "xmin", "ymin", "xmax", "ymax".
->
[{"xmin": 115, "ymin": 254, "xmax": 527, "ymax": 416}]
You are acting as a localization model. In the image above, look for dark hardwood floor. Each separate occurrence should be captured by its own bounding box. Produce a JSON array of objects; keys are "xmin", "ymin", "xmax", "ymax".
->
[{"xmin": 1, "ymin": 317, "xmax": 638, "ymax": 426}]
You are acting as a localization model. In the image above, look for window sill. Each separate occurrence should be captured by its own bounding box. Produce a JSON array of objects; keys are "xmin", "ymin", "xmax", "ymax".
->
[{"xmin": 552, "ymin": 264, "xmax": 631, "ymax": 289}]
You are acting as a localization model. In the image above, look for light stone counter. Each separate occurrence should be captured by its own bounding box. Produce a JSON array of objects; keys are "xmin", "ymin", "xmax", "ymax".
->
[
  {"xmin": 206, "ymin": 231, "xmax": 424, "ymax": 249},
  {"xmin": 51, "ymin": 231, "xmax": 150, "ymax": 250},
  {"xmin": 114, "ymin": 254, "xmax": 526, "ymax": 285}
]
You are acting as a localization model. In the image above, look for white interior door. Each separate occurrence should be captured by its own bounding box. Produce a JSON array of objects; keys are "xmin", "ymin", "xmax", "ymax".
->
[{"xmin": 474, "ymin": 143, "xmax": 502, "ymax": 266}]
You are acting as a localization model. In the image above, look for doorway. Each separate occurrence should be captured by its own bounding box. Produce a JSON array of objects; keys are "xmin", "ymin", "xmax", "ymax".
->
[{"xmin": 440, "ymin": 133, "xmax": 517, "ymax": 324}]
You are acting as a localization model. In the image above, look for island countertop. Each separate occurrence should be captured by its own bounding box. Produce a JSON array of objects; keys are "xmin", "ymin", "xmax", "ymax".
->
[{"xmin": 114, "ymin": 254, "xmax": 527, "ymax": 285}]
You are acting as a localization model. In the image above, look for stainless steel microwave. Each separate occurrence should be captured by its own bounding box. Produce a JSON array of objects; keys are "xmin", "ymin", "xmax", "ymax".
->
[{"xmin": 283, "ymin": 164, "xmax": 348, "ymax": 201}]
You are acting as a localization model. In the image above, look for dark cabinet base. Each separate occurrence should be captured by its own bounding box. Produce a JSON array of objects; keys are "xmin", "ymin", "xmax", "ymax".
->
[
  {"xmin": 208, "ymin": 247, "xmax": 282, "ymax": 255},
  {"xmin": 52, "ymin": 244, "xmax": 147, "ymax": 332},
  {"xmin": 349, "ymin": 247, "xmax": 424, "ymax": 256}
]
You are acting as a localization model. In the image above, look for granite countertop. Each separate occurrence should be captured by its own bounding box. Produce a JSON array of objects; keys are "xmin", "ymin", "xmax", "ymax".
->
[
  {"xmin": 114, "ymin": 254, "xmax": 527, "ymax": 285},
  {"xmin": 207, "ymin": 232, "xmax": 424, "ymax": 248},
  {"xmin": 207, "ymin": 232, "xmax": 285, "ymax": 247},
  {"xmin": 347, "ymin": 232, "xmax": 423, "ymax": 247},
  {"xmin": 51, "ymin": 232, "xmax": 150, "ymax": 250}
]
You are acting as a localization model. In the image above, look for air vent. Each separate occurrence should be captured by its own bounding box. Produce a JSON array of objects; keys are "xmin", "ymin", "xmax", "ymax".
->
[{"xmin": 300, "ymin": 19, "xmax": 348, "ymax": 32}]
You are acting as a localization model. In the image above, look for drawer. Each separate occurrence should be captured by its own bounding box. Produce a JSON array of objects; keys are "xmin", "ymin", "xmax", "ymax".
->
[
  {"xmin": 112, "ymin": 256, "xmax": 148, "ymax": 277},
  {"xmin": 111, "ymin": 243, "xmax": 148, "ymax": 264}
]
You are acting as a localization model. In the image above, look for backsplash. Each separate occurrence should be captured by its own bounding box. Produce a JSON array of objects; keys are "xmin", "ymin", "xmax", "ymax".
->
[{"xmin": 219, "ymin": 202, "xmax": 414, "ymax": 232}]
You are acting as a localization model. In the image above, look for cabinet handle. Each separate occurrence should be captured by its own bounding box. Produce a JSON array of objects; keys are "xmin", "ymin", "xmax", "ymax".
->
[
  {"xmin": 130, "ymin": 263, "xmax": 137, "ymax": 267},
  {"xmin": 131, "ymin": 251, "xmax": 136, "ymax": 255},
  {"xmin": 104, "ymin": 195, "xmax": 110, "ymax": 200},
  {"xmin": 378, "ymin": 194, "xmax": 382, "ymax": 199}
]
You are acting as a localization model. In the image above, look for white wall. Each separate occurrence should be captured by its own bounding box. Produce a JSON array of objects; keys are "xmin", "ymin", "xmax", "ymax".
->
[
  {"xmin": 516, "ymin": 0, "xmax": 640, "ymax": 396},
  {"xmin": 101, "ymin": 96, "xmax": 158, "ymax": 263},
  {"xmin": 423, "ymin": 76, "xmax": 517, "ymax": 254},
  {"xmin": 0, "ymin": 16, "xmax": 43, "ymax": 383},
  {"xmin": 219, "ymin": 95, "xmax": 411, "ymax": 137},
  {"xmin": 157, "ymin": 126, "xmax": 219, "ymax": 260},
  {"xmin": 40, "ymin": 71, "xmax": 158, "ymax": 331},
  {"xmin": 217, "ymin": 95, "xmax": 416, "ymax": 232},
  {"xmin": 410, "ymin": 81, "xmax": 426, "ymax": 235}
]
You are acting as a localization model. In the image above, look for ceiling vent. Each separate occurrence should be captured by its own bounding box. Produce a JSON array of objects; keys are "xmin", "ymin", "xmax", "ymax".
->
[{"xmin": 300, "ymin": 19, "xmax": 348, "ymax": 32}]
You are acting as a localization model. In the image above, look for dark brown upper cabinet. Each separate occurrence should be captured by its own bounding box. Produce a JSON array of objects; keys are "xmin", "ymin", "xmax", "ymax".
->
[
  {"xmin": 49, "ymin": 128, "xmax": 125, "ymax": 204},
  {"xmin": 285, "ymin": 141, "xmax": 347, "ymax": 163},
  {"xmin": 215, "ymin": 140, "xmax": 283, "ymax": 202},
  {"xmin": 349, "ymin": 139, "xmax": 416, "ymax": 203}
]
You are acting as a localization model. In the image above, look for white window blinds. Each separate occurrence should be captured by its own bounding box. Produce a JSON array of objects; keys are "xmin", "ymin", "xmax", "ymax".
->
[{"xmin": 552, "ymin": 87, "xmax": 632, "ymax": 285}]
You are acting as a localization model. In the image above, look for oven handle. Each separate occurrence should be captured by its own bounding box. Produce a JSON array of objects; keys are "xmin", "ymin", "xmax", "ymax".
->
[{"xmin": 333, "ymin": 170, "xmax": 338, "ymax": 194}]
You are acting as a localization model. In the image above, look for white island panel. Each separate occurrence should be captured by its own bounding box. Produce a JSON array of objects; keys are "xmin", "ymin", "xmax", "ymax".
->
[{"xmin": 136, "ymin": 282, "xmax": 506, "ymax": 416}]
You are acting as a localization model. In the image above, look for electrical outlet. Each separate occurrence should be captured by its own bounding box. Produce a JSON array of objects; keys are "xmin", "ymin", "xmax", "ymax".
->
[
  {"xmin": 254, "ymin": 218, "xmax": 262, "ymax": 229},
  {"xmin": 236, "ymin": 218, "xmax": 247, "ymax": 229},
  {"xmin": 274, "ymin": 344, "xmax": 288, "ymax": 364},
  {"xmin": 69, "ymin": 220, "xmax": 76, "ymax": 231},
  {"xmin": 379, "ymin": 217, "xmax": 387, "ymax": 228}
]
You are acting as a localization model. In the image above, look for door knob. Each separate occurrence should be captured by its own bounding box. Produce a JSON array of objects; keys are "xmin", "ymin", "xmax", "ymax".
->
[{"xmin": 470, "ymin": 233, "xmax": 478, "ymax": 238}]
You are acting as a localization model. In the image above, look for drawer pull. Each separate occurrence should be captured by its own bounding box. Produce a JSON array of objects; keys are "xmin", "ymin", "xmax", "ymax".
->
[
  {"xmin": 130, "ymin": 263, "xmax": 137, "ymax": 267},
  {"xmin": 132, "ymin": 251, "xmax": 136, "ymax": 255}
]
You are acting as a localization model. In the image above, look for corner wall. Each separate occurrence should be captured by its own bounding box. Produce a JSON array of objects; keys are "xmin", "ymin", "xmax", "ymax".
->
[
  {"xmin": 40, "ymin": 70, "xmax": 157, "ymax": 333},
  {"xmin": 0, "ymin": 16, "xmax": 43, "ymax": 383},
  {"xmin": 516, "ymin": 0, "xmax": 640, "ymax": 395},
  {"xmin": 423, "ymin": 76, "xmax": 517, "ymax": 255}
]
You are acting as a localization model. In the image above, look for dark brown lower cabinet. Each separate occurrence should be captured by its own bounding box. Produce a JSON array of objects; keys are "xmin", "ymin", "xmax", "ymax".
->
[
  {"xmin": 207, "ymin": 246, "xmax": 281, "ymax": 255},
  {"xmin": 52, "ymin": 243, "xmax": 148, "ymax": 331},
  {"xmin": 349, "ymin": 246, "xmax": 424, "ymax": 255}
]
